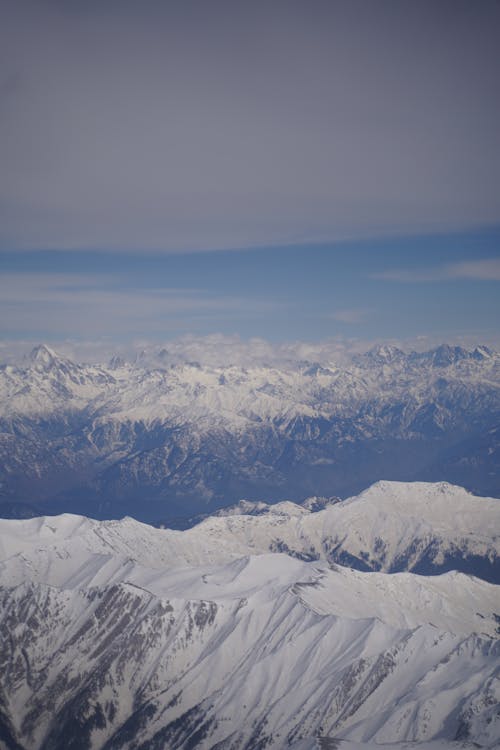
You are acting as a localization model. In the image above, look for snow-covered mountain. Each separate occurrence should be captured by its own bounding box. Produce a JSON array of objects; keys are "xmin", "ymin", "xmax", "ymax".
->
[
  {"xmin": 0, "ymin": 343, "xmax": 499, "ymax": 519},
  {"xmin": 157, "ymin": 495, "xmax": 342, "ymax": 531},
  {"xmin": 0, "ymin": 480, "xmax": 499, "ymax": 749},
  {"xmin": 1, "ymin": 481, "xmax": 498, "ymax": 584}
]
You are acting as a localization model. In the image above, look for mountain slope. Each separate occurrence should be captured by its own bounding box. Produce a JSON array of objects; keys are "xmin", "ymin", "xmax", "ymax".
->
[{"xmin": 1, "ymin": 560, "xmax": 499, "ymax": 749}]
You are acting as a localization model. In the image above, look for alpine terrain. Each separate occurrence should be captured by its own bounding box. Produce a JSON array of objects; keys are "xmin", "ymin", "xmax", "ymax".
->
[{"xmin": 0, "ymin": 343, "xmax": 499, "ymax": 521}]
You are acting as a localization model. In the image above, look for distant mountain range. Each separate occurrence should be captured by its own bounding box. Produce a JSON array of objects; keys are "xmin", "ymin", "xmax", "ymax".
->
[
  {"xmin": 1, "ymin": 480, "xmax": 499, "ymax": 749},
  {"xmin": 0, "ymin": 343, "xmax": 499, "ymax": 520}
]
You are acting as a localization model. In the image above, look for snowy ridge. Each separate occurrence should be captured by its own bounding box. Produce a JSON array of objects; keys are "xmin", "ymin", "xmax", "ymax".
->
[{"xmin": 1, "ymin": 481, "xmax": 499, "ymax": 583}]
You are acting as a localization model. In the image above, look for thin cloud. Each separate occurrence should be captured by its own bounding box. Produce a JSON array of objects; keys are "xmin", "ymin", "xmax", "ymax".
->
[
  {"xmin": 373, "ymin": 258, "xmax": 500, "ymax": 283},
  {"xmin": 448, "ymin": 259, "xmax": 500, "ymax": 281},
  {"xmin": 0, "ymin": 272, "xmax": 278, "ymax": 337},
  {"xmin": 330, "ymin": 308, "xmax": 373, "ymax": 324}
]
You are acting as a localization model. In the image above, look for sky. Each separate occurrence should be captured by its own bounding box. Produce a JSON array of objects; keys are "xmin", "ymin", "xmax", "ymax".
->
[{"xmin": 1, "ymin": 0, "xmax": 499, "ymax": 356}]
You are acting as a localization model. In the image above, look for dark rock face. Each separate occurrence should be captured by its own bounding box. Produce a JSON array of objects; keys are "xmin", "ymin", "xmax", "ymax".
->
[
  {"xmin": 319, "ymin": 536, "xmax": 500, "ymax": 584},
  {"xmin": 0, "ymin": 582, "xmax": 225, "ymax": 750}
]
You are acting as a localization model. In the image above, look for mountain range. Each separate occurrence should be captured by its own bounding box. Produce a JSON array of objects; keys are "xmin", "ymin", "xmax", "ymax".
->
[
  {"xmin": 0, "ymin": 480, "xmax": 499, "ymax": 749},
  {"xmin": 0, "ymin": 343, "xmax": 498, "ymax": 521}
]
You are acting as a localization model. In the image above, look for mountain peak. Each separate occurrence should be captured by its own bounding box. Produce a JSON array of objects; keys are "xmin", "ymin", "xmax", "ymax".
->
[
  {"xmin": 364, "ymin": 344, "xmax": 405, "ymax": 364},
  {"xmin": 429, "ymin": 344, "xmax": 470, "ymax": 366},
  {"xmin": 29, "ymin": 344, "xmax": 59, "ymax": 368},
  {"xmin": 471, "ymin": 344, "xmax": 493, "ymax": 360},
  {"xmin": 109, "ymin": 355, "xmax": 126, "ymax": 370}
]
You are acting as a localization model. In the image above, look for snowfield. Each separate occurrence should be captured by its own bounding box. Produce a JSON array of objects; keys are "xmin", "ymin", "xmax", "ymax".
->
[{"xmin": 0, "ymin": 481, "xmax": 499, "ymax": 749}]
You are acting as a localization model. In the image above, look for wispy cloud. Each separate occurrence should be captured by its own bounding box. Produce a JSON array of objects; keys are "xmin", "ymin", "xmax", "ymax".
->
[
  {"xmin": 0, "ymin": 272, "xmax": 278, "ymax": 337},
  {"xmin": 330, "ymin": 308, "xmax": 373, "ymax": 324},
  {"xmin": 373, "ymin": 258, "xmax": 500, "ymax": 283},
  {"xmin": 448, "ymin": 259, "xmax": 500, "ymax": 281}
]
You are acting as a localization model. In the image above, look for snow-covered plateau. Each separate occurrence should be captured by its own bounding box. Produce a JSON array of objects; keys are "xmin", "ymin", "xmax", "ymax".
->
[
  {"xmin": 0, "ymin": 342, "xmax": 499, "ymax": 520},
  {"xmin": 0, "ymin": 480, "xmax": 499, "ymax": 749}
]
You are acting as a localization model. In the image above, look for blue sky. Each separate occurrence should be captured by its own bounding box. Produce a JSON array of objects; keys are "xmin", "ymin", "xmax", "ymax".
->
[{"xmin": 1, "ymin": 228, "xmax": 499, "ymax": 353}]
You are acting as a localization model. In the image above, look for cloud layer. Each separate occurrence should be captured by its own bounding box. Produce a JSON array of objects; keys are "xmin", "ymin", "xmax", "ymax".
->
[
  {"xmin": 374, "ymin": 258, "xmax": 500, "ymax": 283},
  {"xmin": 1, "ymin": 0, "xmax": 500, "ymax": 252},
  {"xmin": 2, "ymin": 332, "xmax": 500, "ymax": 370}
]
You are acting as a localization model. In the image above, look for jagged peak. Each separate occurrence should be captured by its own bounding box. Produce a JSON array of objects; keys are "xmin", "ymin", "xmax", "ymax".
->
[
  {"xmin": 28, "ymin": 344, "xmax": 62, "ymax": 369},
  {"xmin": 471, "ymin": 344, "xmax": 493, "ymax": 360},
  {"xmin": 109, "ymin": 355, "xmax": 126, "ymax": 370},
  {"xmin": 29, "ymin": 343, "xmax": 58, "ymax": 362},
  {"xmin": 420, "ymin": 344, "xmax": 470, "ymax": 367},
  {"xmin": 363, "ymin": 344, "xmax": 406, "ymax": 364}
]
